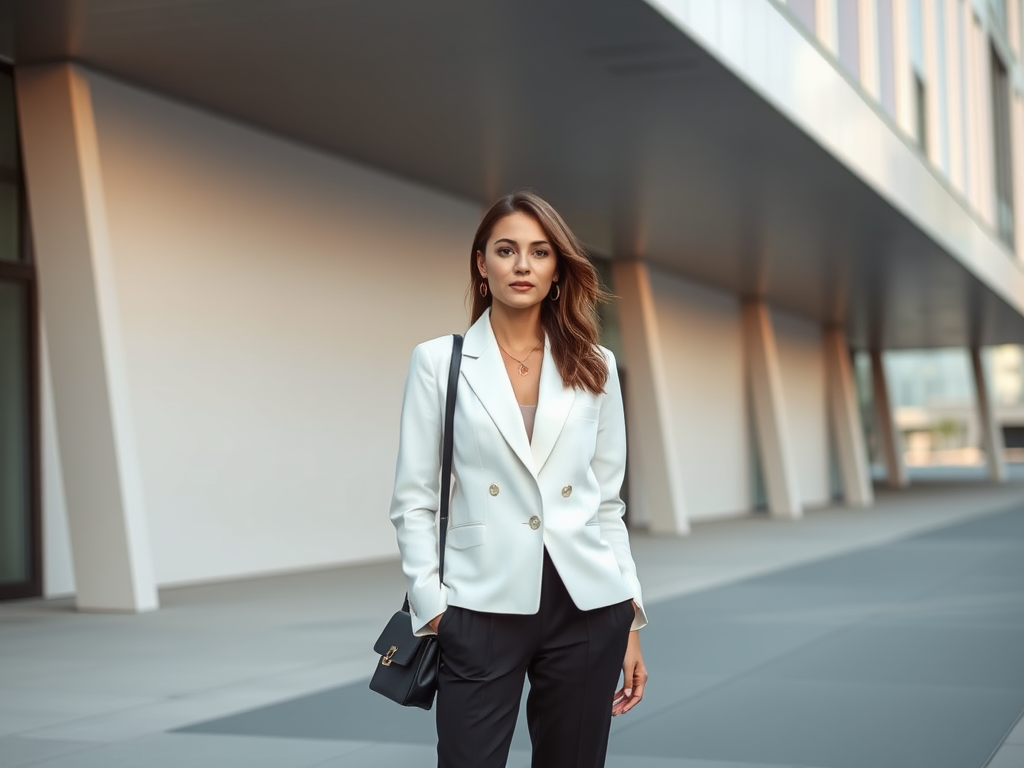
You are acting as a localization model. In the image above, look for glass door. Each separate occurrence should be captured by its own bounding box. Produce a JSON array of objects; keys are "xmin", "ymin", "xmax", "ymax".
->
[{"xmin": 0, "ymin": 63, "xmax": 41, "ymax": 600}]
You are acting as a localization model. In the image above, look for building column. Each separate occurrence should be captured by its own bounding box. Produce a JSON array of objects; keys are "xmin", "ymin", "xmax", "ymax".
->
[
  {"xmin": 970, "ymin": 347, "xmax": 1007, "ymax": 482},
  {"xmin": 870, "ymin": 350, "xmax": 909, "ymax": 488},
  {"xmin": 823, "ymin": 328, "xmax": 873, "ymax": 507},
  {"xmin": 742, "ymin": 301, "xmax": 802, "ymax": 519},
  {"xmin": 611, "ymin": 261, "xmax": 689, "ymax": 534},
  {"xmin": 16, "ymin": 64, "xmax": 157, "ymax": 611}
]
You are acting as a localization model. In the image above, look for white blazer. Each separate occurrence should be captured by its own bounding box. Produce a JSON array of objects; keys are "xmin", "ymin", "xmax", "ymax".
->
[{"xmin": 389, "ymin": 308, "xmax": 648, "ymax": 636}]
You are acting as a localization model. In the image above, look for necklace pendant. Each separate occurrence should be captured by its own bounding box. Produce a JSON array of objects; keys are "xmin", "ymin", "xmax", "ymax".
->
[{"xmin": 518, "ymin": 363, "xmax": 529, "ymax": 376}]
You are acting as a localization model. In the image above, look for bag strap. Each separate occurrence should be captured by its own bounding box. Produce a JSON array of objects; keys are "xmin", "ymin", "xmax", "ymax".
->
[{"xmin": 438, "ymin": 333, "xmax": 463, "ymax": 583}]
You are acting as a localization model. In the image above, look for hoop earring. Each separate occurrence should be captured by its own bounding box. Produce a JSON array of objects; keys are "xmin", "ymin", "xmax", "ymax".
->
[
  {"xmin": 549, "ymin": 283, "xmax": 560, "ymax": 302},
  {"xmin": 479, "ymin": 281, "xmax": 489, "ymax": 298}
]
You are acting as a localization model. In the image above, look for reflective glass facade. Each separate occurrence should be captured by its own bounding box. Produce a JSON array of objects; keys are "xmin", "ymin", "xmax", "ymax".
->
[{"xmin": 0, "ymin": 63, "xmax": 40, "ymax": 600}]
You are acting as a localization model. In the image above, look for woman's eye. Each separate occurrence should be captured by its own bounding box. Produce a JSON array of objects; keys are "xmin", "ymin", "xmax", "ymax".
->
[
  {"xmin": 534, "ymin": 250, "xmax": 549, "ymax": 258},
  {"xmin": 497, "ymin": 247, "xmax": 514, "ymax": 256}
]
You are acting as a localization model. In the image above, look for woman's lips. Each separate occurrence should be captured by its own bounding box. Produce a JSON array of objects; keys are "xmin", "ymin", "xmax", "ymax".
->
[{"xmin": 510, "ymin": 282, "xmax": 534, "ymax": 290}]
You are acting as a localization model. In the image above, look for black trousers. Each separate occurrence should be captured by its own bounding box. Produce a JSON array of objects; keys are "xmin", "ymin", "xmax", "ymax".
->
[{"xmin": 435, "ymin": 551, "xmax": 635, "ymax": 768}]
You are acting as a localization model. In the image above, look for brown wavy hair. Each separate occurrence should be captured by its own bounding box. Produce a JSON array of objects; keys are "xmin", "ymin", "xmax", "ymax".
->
[{"xmin": 470, "ymin": 192, "xmax": 611, "ymax": 395}]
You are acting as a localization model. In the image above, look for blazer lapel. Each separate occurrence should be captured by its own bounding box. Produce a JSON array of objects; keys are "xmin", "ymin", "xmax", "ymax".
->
[
  {"xmin": 460, "ymin": 310, "xmax": 537, "ymax": 476},
  {"xmin": 530, "ymin": 339, "xmax": 576, "ymax": 474}
]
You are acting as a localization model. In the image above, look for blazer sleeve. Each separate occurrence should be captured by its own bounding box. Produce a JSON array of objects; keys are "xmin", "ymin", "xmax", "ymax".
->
[
  {"xmin": 389, "ymin": 342, "xmax": 448, "ymax": 637},
  {"xmin": 593, "ymin": 348, "xmax": 648, "ymax": 630}
]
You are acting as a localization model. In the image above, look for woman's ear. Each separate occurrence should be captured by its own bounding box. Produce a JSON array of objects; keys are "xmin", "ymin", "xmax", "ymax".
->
[{"xmin": 476, "ymin": 250, "xmax": 487, "ymax": 278}]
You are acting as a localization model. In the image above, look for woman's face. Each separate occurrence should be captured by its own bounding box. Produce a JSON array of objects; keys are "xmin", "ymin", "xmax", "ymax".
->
[{"xmin": 477, "ymin": 212, "xmax": 559, "ymax": 312}]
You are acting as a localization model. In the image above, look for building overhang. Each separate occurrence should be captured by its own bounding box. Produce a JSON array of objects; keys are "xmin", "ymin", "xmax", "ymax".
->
[{"xmin": 2, "ymin": 0, "xmax": 1022, "ymax": 349}]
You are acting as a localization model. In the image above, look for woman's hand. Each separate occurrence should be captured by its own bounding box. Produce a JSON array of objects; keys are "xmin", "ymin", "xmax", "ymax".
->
[
  {"xmin": 428, "ymin": 613, "xmax": 444, "ymax": 633},
  {"xmin": 612, "ymin": 630, "xmax": 647, "ymax": 716}
]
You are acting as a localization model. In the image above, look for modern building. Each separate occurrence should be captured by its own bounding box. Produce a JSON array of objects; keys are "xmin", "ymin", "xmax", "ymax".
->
[
  {"xmin": 1, "ymin": 0, "xmax": 1022, "ymax": 610},
  {"xmin": 866, "ymin": 344, "xmax": 1024, "ymax": 466}
]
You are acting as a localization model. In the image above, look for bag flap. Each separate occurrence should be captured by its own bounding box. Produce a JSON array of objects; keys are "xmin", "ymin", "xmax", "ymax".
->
[{"xmin": 373, "ymin": 610, "xmax": 425, "ymax": 666}]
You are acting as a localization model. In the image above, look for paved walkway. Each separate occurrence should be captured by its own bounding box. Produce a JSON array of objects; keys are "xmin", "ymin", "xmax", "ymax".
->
[{"xmin": 1, "ymin": 478, "xmax": 1023, "ymax": 767}]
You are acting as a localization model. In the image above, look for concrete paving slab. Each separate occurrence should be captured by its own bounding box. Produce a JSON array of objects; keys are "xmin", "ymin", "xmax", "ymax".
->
[
  {"xmin": 1006, "ymin": 715, "xmax": 1024, "ymax": 745},
  {"xmin": 611, "ymin": 677, "xmax": 1022, "ymax": 768},
  {"xmin": 751, "ymin": 623, "xmax": 1024, "ymax": 689},
  {"xmin": 0, "ymin": 736, "xmax": 97, "ymax": 767},
  {"xmin": 0, "ymin": 689, "xmax": 158, "ymax": 718},
  {"xmin": 18, "ymin": 733, "xmax": 366, "ymax": 768},
  {"xmin": 306, "ymin": 741, "xmax": 438, "ymax": 767},
  {"xmin": 987, "ymin": 743, "xmax": 1024, "ymax": 768},
  {"xmin": 0, "ymin": 709, "xmax": 86, "ymax": 739}
]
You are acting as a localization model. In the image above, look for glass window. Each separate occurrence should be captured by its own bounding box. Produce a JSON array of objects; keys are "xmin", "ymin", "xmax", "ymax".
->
[
  {"xmin": 958, "ymin": 1, "xmax": 970, "ymax": 188},
  {"xmin": 0, "ymin": 62, "xmax": 37, "ymax": 600},
  {"xmin": 0, "ymin": 70, "xmax": 20, "ymax": 263},
  {"xmin": 914, "ymin": 73, "xmax": 928, "ymax": 152},
  {"xmin": 990, "ymin": 47, "xmax": 1016, "ymax": 248},
  {"xmin": 789, "ymin": 0, "xmax": 818, "ymax": 33},
  {"xmin": 877, "ymin": 0, "xmax": 898, "ymax": 118},
  {"xmin": 908, "ymin": 0, "xmax": 928, "ymax": 152},
  {"xmin": 838, "ymin": 0, "xmax": 862, "ymax": 79},
  {"xmin": 908, "ymin": 0, "xmax": 925, "ymax": 72},
  {"xmin": 934, "ymin": 0, "xmax": 950, "ymax": 174},
  {"xmin": 990, "ymin": 0, "xmax": 1008, "ymax": 31},
  {"xmin": 0, "ymin": 280, "xmax": 29, "ymax": 587},
  {"xmin": 1019, "ymin": 0, "xmax": 1024, "ymax": 53}
]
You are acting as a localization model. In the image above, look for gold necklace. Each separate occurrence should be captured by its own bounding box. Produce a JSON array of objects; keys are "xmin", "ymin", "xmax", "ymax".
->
[{"xmin": 497, "ymin": 339, "xmax": 543, "ymax": 376}]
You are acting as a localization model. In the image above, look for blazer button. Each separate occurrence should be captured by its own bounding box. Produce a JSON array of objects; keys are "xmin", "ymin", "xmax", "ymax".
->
[
  {"xmin": 562, "ymin": 485, "xmax": 573, "ymax": 498},
  {"xmin": 489, "ymin": 484, "xmax": 500, "ymax": 496},
  {"xmin": 528, "ymin": 515, "xmax": 541, "ymax": 530}
]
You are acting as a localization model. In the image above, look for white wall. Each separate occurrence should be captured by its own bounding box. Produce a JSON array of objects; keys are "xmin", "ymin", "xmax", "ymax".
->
[
  {"xmin": 619, "ymin": 264, "xmax": 831, "ymax": 520},
  {"xmin": 65, "ymin": 71, "xmax": 479, "ymax": 587},
  {"xmin": 649, "ymin": 267, "xmax": 750, "ymax": 520},
  {"xmin": 773, "ymin": 308, "xmax": 831, "ymax": 507},
  {"xmin": 32, "ymin": 66, "xmax": 847, "ymax": 594}
]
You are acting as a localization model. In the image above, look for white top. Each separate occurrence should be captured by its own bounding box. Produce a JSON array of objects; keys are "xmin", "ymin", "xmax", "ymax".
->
[{"xmin": 519, "ymin": 403, "xmax": 537, "ymax": 442}]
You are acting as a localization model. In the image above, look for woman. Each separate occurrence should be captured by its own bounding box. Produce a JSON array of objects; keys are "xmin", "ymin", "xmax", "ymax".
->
[{"xmin": 390, "ymin": 191, "xmax": 648, "ymax": 768}]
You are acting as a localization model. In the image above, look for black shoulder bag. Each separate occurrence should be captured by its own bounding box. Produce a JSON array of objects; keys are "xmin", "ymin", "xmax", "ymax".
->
[{"xmin": 369, "ymin": 333, "xmax": 463, "ymax": 710}]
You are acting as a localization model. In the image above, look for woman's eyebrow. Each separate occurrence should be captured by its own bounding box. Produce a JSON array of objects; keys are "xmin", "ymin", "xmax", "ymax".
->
[{"xmin": 493, "ymin": 238, "xmax": 551, "ymax": 247}]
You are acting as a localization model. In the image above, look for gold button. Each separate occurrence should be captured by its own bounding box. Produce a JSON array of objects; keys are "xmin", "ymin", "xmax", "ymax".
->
[
  {"xmin": 562, "ymin": 485, "xmax": 572, "ymax": 497},
  {"xmin": 489, "ymin": 484, "xmax": 499, "ymax": 496},
  {"xmin": 528, "ymin": 515, "xmax": 541, "ymax": 530}
]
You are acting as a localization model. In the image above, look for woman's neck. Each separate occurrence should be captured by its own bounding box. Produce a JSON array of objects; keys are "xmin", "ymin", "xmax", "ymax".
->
[{"xmin": 489, "ymin": 302, "xmax": 544, "ymax": 354}]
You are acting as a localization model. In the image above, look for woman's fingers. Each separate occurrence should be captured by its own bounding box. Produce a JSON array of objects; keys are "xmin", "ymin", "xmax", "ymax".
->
[
  {"xmin": 612, "ymin": 656, "xmax": 648, "ymax": 715},
  {"xmin": 611, "ymin": 681, "xmax": 629, "ymax": 715},
  {"xmin": 619, "ymin": 663, "xmax": 647, "ymax": 713},
  {"xmin": 611, "ymin": 667, "xmax": 633, "ymax": 715}
]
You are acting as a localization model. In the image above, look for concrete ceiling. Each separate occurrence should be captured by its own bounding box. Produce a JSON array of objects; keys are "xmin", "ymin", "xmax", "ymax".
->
[{"xmin": 2, "ymin": 0, "xmax": 1023, "ymax": 349}]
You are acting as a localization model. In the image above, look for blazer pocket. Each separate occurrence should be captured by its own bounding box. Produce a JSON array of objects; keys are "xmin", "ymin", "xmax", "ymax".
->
[
  {"xmin": 569, "ymin": 405, "xmax": 600, "ymax": 422},
  {"xmin": 447, "ymin": 523, "xmax": 485, "ymax": 550}
]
